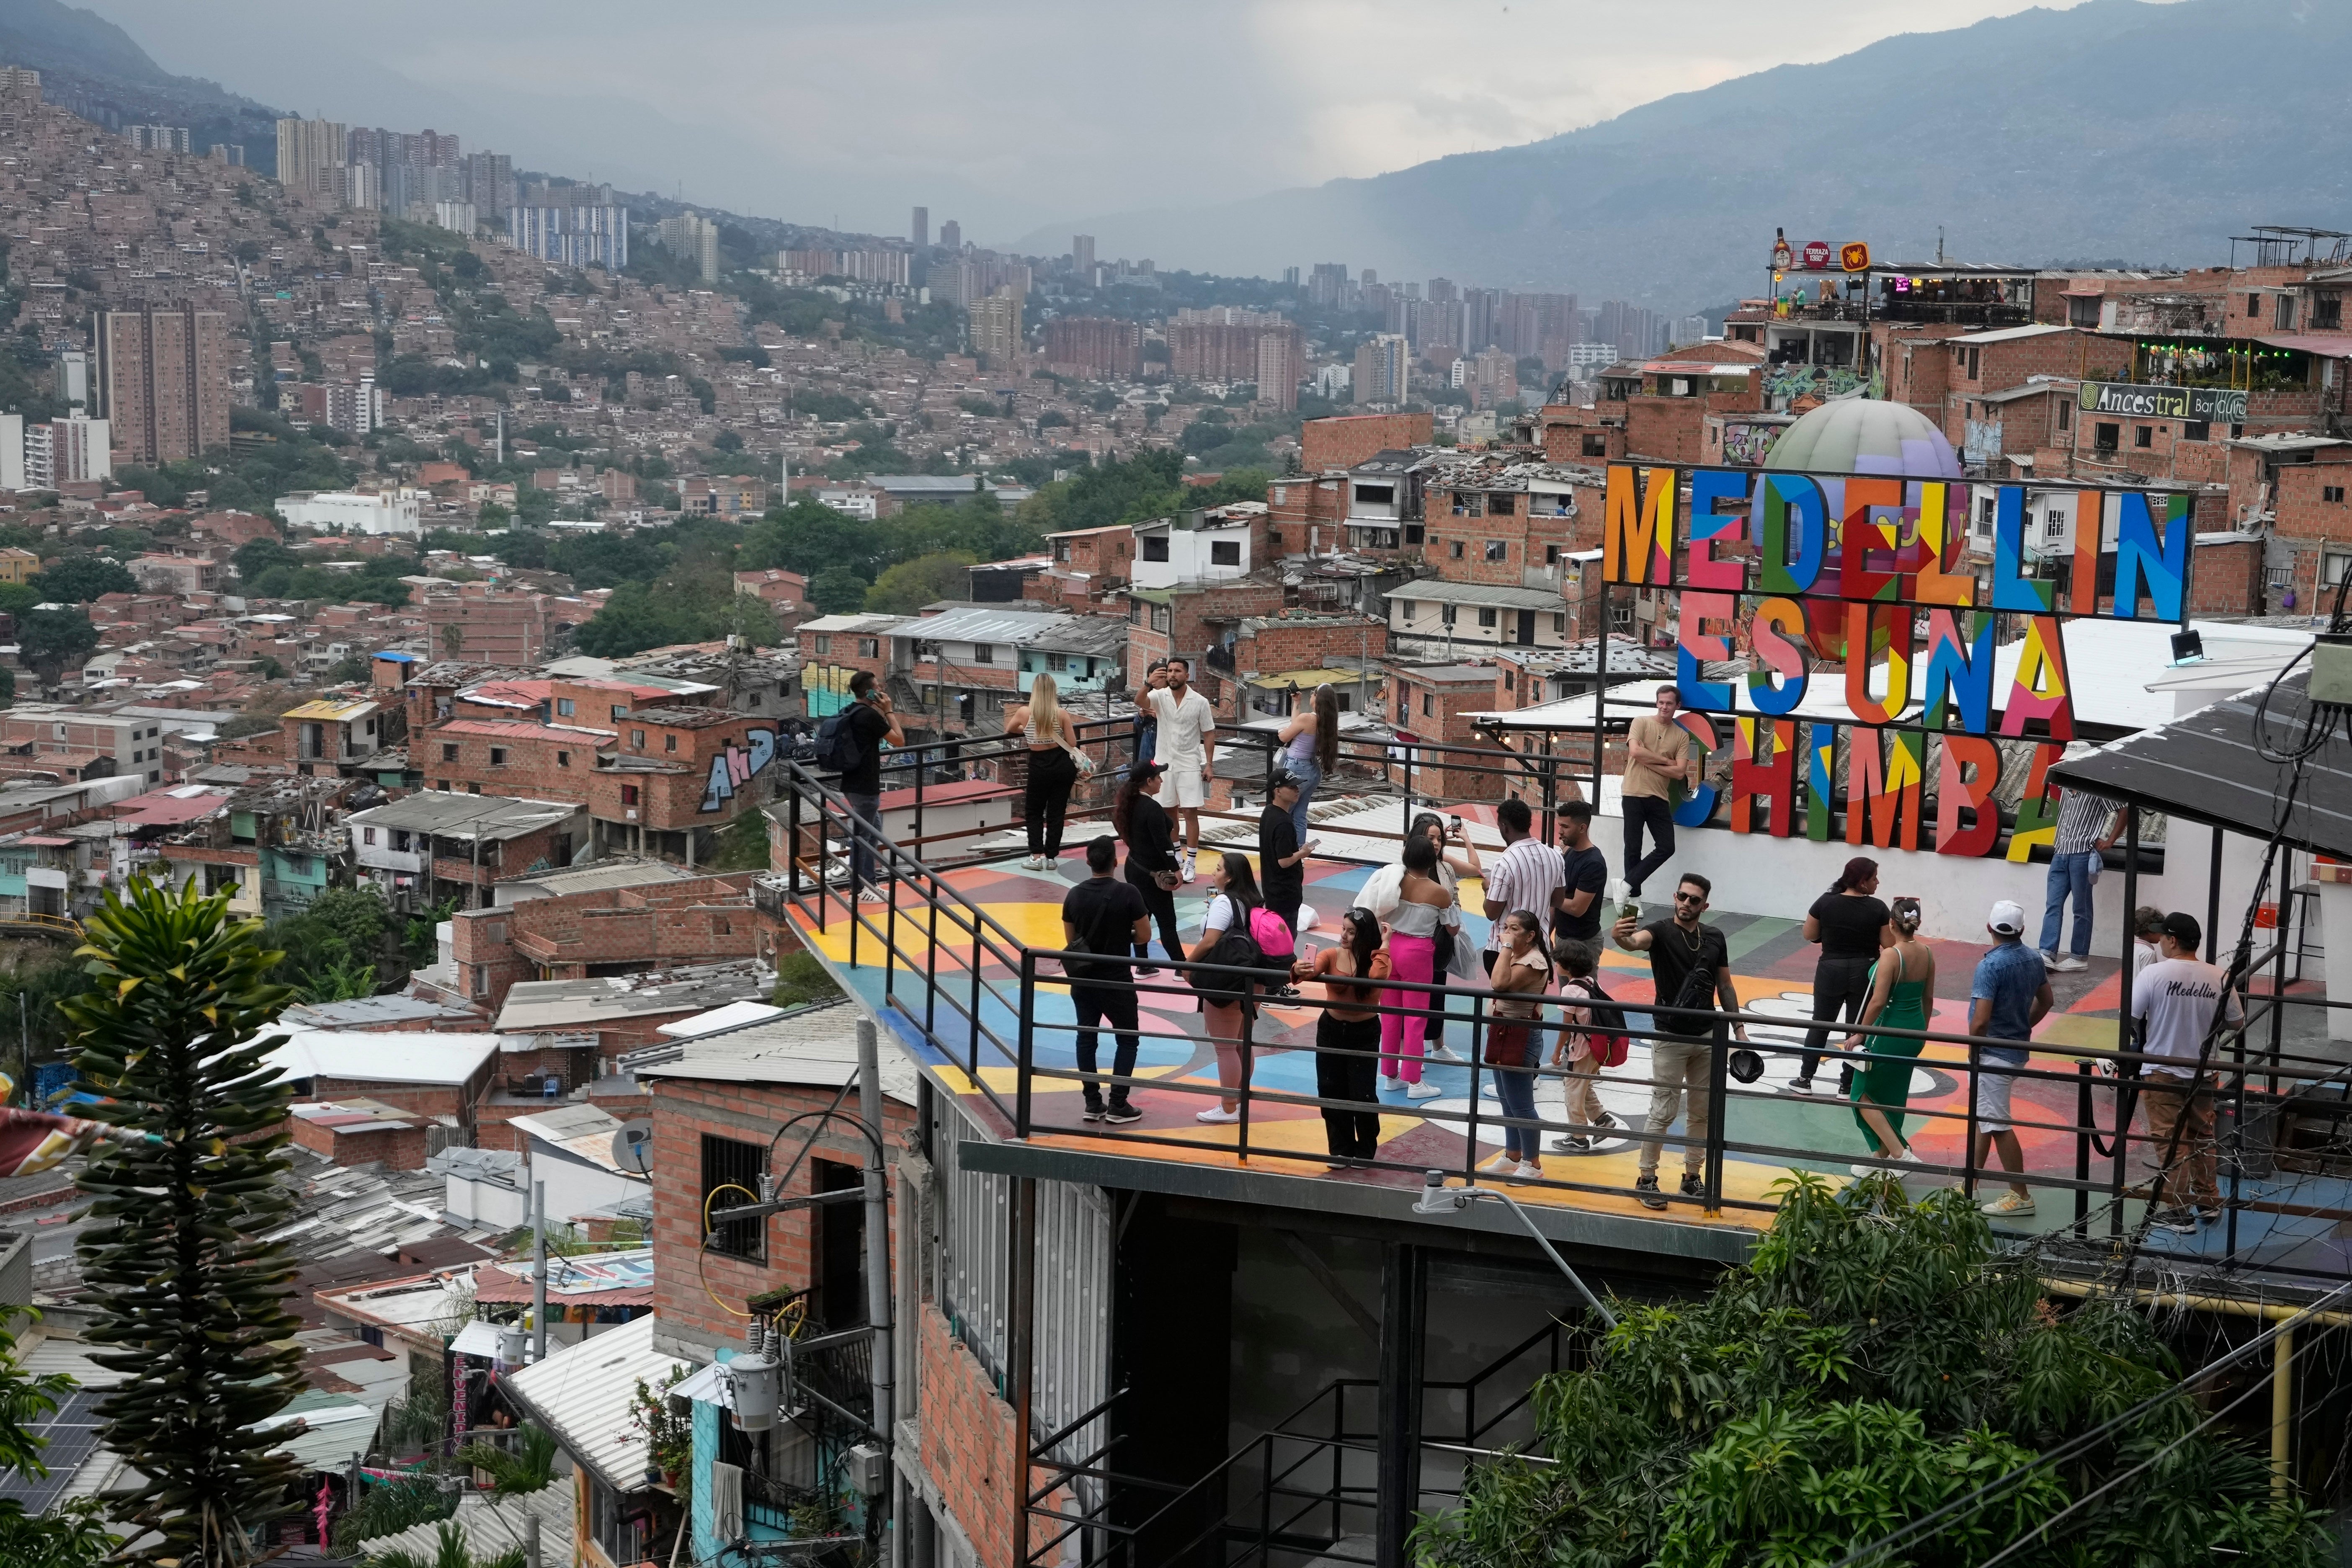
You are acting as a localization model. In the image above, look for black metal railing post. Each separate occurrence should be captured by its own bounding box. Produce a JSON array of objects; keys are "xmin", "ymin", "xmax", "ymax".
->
[
  {"xmin": 1016, "ymin": 948, "xmax": 1036, "ymax": 1138},
  {"xmin": 1703, "ymin": 1016, "xmax": 1729, "ymax": 1212}
]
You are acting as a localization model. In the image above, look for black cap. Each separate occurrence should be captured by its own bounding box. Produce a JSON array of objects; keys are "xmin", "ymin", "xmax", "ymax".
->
[
  {"xmin": 2161, "ymin": 911, "xmax": 2202, "ymax": 952},
  {"xmin": 1270, "ymin": 769, "xmax": 1302, "ymax": 792}
]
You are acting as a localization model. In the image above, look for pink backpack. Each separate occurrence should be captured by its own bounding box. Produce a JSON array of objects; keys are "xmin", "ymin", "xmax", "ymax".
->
[{"xmin": 1248, "ymin": 906, "xmax": 1296, "ymax": 960}]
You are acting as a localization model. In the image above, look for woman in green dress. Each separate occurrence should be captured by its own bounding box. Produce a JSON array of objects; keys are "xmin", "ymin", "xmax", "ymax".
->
[{"xmin": 1844, "ymin": 895, "xmax": 1934, "ymax": 1172}]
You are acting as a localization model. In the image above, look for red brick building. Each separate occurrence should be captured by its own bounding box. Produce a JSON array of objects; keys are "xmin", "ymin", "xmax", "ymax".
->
[
  {"xmin": 1300, "ymin": 412, "xmax": 1434, "ymax": 474},
  {"xmin": 639, "ymin": 1007, "xmax": 918, "ymax": 1357},
  {"xmin": 420, "ymin": 583, "xmax": 553, "ymax": 665},
  {"xmin": 447, "ymin": 871, "xmax": 763, "ymax": 1015}
]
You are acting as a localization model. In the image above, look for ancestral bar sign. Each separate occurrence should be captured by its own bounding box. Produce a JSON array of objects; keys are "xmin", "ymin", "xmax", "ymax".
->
[{"xmin": 1600, "ymin": 463, "xmax": 2192, "ymax": 859}]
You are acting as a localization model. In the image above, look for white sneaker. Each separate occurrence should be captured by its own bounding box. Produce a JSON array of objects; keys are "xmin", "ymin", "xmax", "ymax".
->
[
  {"xmin": 857, "ymin": 890, "xmax": 887, "ymax": 905},
  {"xmin": 1479, "ymin": 1152, "xmax": 1516, "ymax": 1173},
  {"xmin": 1181, "ymin": 853, "xmax": 1197, "ymax": 884},
  {"xmin": 1897, "ymin": 1146, "xmax": 1926, "ymax": 1166},
  {"xmin": 1851, "ymin": 1162, "xmax": 1882, "ymax": 1178},
  {"xmin": 2050, "ymin": 955, "xmax": 2089, "ymax": 973},
  {"xmin": 1195, "ymin": 1106, "xmax": 1239, "ymax": 1124},
  {"xmin": 1424, "ymin": 1042, "xmax": 1466, "ymax": 1064},
  {"xmin": 1405, "ymin": 1081, "xmax": 1443, "ymax": 1101},
  {"xmin": 1511, "ymin": 1161, "xmax": 1544, "ymax": 1182}
]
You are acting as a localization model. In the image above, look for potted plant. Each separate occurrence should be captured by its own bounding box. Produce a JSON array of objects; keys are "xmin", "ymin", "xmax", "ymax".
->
[{"xmin": 628, "ymin": 1369, "xmax": 694, "ymax": 1496}]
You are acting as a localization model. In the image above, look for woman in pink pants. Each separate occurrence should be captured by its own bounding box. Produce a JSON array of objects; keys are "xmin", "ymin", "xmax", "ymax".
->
[{"xmin": 1380, "ymin": 836, "xmax": 1455, "ymax": 1102}]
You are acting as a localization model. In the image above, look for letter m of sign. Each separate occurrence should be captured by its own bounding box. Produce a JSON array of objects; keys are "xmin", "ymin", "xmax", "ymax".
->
[{"xmin": 1604, "ymin": 464, "xmax": 1677, "ymax": 586}]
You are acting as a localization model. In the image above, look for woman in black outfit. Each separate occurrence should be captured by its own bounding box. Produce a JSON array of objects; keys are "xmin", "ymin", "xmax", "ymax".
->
[
  {"xmin": 1114, "ymin": 763, "xmax": 1185, "ymax": 976},
  {"xmin": 1795, "ymin": 855, "xmax": 1892, "ymax": 1094}
]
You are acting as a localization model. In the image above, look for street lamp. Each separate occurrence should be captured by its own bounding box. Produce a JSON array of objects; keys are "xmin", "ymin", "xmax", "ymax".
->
[{"xmin": 1411, "ymin": 1170, "xmax": 1618, "ymax": 1329}]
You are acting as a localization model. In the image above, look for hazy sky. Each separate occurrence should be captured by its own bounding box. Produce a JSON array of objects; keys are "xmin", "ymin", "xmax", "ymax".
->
[{"xmin": 84, "ymin": 0, "xmax": 2115, "ymax": 247}]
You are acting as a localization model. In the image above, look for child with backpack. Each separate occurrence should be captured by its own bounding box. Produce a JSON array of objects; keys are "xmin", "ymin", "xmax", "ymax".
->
[{"xmin": 1550, "ymin": 937, "xmax": 1625, "ymax": 1152}]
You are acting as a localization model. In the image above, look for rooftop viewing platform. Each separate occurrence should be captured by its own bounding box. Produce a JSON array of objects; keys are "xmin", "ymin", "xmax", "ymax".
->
[{"xmin": 771, "ymin": 712, "xmax": 2352, "ymax": 1299}]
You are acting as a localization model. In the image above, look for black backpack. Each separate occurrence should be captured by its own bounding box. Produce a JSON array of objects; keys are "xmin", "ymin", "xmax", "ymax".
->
[{"xmin": 813, "ymin": 709, "xmax": 864, "ymax": 774}]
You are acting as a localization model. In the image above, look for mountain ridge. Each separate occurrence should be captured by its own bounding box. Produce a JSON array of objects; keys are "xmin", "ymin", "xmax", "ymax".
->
[{"xmin": 1015, "ymin": 0, "xmax": 2352, "ymax": 307}]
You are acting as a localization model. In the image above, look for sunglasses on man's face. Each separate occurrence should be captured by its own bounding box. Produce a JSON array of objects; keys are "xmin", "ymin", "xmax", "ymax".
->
[{"xmin": 1674, "ymin": 892, "xmax": 1705, "ymax": 905}]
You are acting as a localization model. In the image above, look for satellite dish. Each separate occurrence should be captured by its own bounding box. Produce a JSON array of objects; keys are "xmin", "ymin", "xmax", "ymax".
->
[{"xmin": 612, "ymin": 1118, "xmax": 654, "ymax": 1176}]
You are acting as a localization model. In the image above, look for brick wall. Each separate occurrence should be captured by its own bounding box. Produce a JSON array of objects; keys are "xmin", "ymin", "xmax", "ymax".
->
[
  {"xmin": 2188, "ymin": 536, "xmax": 2264, "ymax": 616},
  {"xmin": 1300, "ymin": 413, "xmax": 1432, "ymax": 474},
  {"xmin": 289, "ymin": 1116, "xmax": 433, "ymax": 1169},
  {"xmin": 1422, "ymin": 490, "xmax": 1591, "ymax": 585},
  {"xmin": 1231, "ymin": 615, "xmax": 1385, "ymax": 678},
  {"xmin": 917, "ymin": 1304, "xmax": 1019, "ymax": 1568},
  {"xmin": 648, "ymin": 1075, "xmax": 910, "ymax": 1353},
  {"xmin": 308, "ymin": 1078, "xmax": 467, "ymax": 1117},
  {"xmin": 1265, "ymin": 476, "xmax": 1346, "ymax": 552},
  {"xmin": 1386, "ymin": 671, "xmax": 1504, "ymax": 802}
]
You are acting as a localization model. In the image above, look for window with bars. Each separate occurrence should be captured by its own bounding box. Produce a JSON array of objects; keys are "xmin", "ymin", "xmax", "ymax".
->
[{"xmin": 701, "ymin": 1134, "xmax": 766, "ymax": 1259}]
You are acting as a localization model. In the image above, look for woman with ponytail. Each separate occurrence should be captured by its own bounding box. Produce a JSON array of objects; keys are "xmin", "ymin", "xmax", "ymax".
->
[{"xmin": 1843, "ymin": 895, "xmax": 1934, "ymax": 1172}]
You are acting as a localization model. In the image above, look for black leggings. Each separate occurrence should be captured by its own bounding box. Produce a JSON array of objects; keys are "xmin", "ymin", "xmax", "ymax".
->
[
  {"xmin": 1024, "ymin": 748, "xmax": 1077, "ymax": 857},
  {"xmin": 1125, "ymin": 861, "xmax": 1184, "ymax": 964},
  {"xmin": 1622, "ymin": 794, "xmax": 1676, "ymax": 897},
  {"xmin": 1316, "ymin": 1013, "xmax": 1382, "ymax": 1158},
  {"xmin": 1801, "ymin": 953, "xmax": 1876, "ymax": 1081}
]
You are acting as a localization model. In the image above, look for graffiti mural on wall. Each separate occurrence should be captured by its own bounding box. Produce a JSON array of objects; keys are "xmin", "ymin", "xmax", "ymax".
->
[
  {"xmin": 804, "ymin": 664, "xmax": 860, "ymax": 719},
  {"xmin": 1763, "ymin": 364, "xmax": 1874, "ymax": 410},
  {"xmin": 1718, "ymin": 422, "xmax": 1779, "ymax": 466},
  {"xmin": 702, "ymin": 729, "xmax": 779, "ymax": 812}
]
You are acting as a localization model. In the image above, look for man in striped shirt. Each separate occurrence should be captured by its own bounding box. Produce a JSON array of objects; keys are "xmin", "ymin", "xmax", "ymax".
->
[
  {"xmin": 1482, "ymin": 798, "xmax": 1565, "ymax": 977},
  {"xmin": 2037, "ymin": 743, "xmax": 2125, "ymax": 974}
]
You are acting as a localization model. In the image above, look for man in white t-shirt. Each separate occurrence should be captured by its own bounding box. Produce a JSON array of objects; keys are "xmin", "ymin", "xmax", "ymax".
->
[
  {"xmin": 2130, "ymin": 911, "xmax": 2243, "ymax": 1232},
  {"xmin": 1146, "ymin": 656, "xmax": 1216, "ymax": 881}
]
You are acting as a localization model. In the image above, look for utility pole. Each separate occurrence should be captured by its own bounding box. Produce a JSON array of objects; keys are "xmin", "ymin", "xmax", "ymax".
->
[
  {"xmin": 531, "ymin": 1179, "xmax": 548, "ymax": 1362},
  {"xmin": 857, "ymin": 1019, "xmax": 895, "ymax": 1449},
  {"xmin": 17, "ymin": 990, "xmax": 25, "ymax": 1106}
]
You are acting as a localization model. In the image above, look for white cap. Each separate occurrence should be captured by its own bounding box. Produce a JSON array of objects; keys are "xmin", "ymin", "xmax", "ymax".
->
[{"xmin": 1988, "ymin": 899, "xmax": 2026, "ymax": 936}]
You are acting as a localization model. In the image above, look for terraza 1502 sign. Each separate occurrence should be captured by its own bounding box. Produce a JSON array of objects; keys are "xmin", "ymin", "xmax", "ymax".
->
[{"xmin": 1602, "ymin": 463, "xmax": 2191, "ymax": 861}]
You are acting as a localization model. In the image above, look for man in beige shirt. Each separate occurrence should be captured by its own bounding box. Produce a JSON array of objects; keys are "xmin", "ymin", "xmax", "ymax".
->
[{"xmin": 1622, "ymin": 684, "xmax": 1697, "ymax": 899}]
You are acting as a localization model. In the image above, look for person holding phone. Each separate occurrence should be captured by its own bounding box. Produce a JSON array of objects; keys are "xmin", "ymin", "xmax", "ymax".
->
[
  {"xmin": 839, "ymin": 671, "xmax": 903, "ymax": 905},
  {"xmin": 1613, "ymin": 872, "xmax": 1749, "ymax": 1209}
]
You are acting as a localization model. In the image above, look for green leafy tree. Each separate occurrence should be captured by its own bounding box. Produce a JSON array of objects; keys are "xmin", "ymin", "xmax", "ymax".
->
[
  {"xmin": 1415, "ymin": 1173, "xmax": 2334, "ymax": 1568},
  {"xmin": 67, "ymin": 876, "xmax": 307, "ymax": 1563},
  {"xmin": 809, "ymin": 568, "xmax": 868, "ymax": 614},
  {"xmin": 865, "ymin": 550, "xmax": 976, "ymax": 614},
  {"xmin": 18, "ymin": 608, "xmax": 96, "ymax": 685},
  {"xmin": 0, "ymin": 1496, "xmax": 114, "ymax": 1565},
  {"xmin": 306, "ymin": 886, "xmax": 390, "ymax": 957},
  {"xmin": 453, "ymin": 1425, "xmax": 557, "ymax": 1500}
]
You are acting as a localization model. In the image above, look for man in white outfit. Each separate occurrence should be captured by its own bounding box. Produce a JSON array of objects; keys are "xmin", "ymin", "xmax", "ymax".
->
[{"xmin": 1146, "ymin": 656, "xmax": 1217, "ymax": 882}]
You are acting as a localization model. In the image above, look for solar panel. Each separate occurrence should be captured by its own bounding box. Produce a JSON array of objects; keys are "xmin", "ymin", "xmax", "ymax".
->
[{"xmin": 0, "ymin": 1389, "xmax": 106, "ymax": 1516}]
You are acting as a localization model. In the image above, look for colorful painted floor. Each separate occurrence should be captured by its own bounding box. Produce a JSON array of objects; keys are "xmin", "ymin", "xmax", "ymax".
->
[{"xmin": 789, "ymin": 834, "xmax": 2352, "ymax": 1275}]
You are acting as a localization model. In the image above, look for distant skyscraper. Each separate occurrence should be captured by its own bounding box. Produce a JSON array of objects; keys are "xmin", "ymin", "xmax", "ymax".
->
[
  {"xmin": 1043, "ymin": 317, "xmax": 1141, "ymax": 380},
  {"xmin": 1353, "ymin": 334, "xmax": 1408, "ymax": 407},
  {"xmin": 658, "ymin": 213, "xmax": 721, "ymax": 283},
  {"xmin": 55, "ymin": 349, "xmax": 85, "ymax": 410},
  {"xmin": 1072, "ymin": 234, "xmax": 1095, "ymax": 275},
  {"xmin": 275, "ymin": 116, "xmax": 346, "ymax": 202},
  {"xmin": 93, "ymin": 304, "xmax": 229, "ymax": 464},
  {"xmin": 1283, "ymin": 266, "xmax": 1300, "ymax": 288},
  {"xmin": 967, "ymin": 291, "xmax": 1023, "ymax": 363},
  {"xmin": 1672, "ymin": 314, "xmax": 1710, "ymax": 348},
  {"xmin": 461, "ymin": 152, "xmax": 515, "ymax": 220},
  {"xmin": 911, "ymin": 206, "xmax": 928, "ymax": 248},
  {"xmin": 939, "ymin": 219, "xmax": 961, "ymax": 253},
  {"xmin": 125, "ymin": 125, "xmax": 189, "ymax": 153},
  {"xmin": 508, "ymin": 205, "xmax": 629, "ymax": 271},
  {"xmin": 1307, "ymin": 264, "xmax": 1348, "ymax": 308}
]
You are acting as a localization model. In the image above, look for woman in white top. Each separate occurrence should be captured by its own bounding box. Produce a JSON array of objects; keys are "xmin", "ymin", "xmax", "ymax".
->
[
  {"xmin": 1006, "ymin": 673, "xmax": 1086, "ymax": 872},
  {"xmin": 1191, "ymin": 851, "xmax": 1266, "ymax": 1124}
]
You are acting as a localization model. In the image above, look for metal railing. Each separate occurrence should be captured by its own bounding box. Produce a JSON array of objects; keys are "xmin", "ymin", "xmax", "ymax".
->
[
  {"xmin": 1024, "ymin": 1320, "xmax": 1578, "ymax": 1568},
  {"xmin": 777, "ymin": 728, "xmax": 2352, "ymax": 1292}
]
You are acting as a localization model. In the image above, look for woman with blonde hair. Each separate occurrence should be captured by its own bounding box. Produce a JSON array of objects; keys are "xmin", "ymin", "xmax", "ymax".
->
[
  {"xmin": 1276, "ymin": 685, "xmax": 1342, "ymax": 842},
  {"xmin": 1006, "ymin": 672, "xmax": 1088, "ymax": 871}
]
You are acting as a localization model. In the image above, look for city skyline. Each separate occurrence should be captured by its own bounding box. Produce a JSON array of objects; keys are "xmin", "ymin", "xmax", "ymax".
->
[{"xmin": 79, "ymin": 0, "xmax": 2117, "ymax": 253}]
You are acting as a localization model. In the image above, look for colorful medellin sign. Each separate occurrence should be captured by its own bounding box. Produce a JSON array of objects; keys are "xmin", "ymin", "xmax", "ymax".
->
[
  {"xmin": 1602, "ymin": 463, "xmax": 2192, "ymax": 859},
  {"xmin": 701, "ymin": 728, "xmax": 780, "ymax": 812}
]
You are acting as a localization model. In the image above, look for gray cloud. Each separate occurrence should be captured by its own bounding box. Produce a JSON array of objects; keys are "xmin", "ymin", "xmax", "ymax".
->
[{"xmin": 83, "ymin": 0, "xmax": 2109, "ymax": 253}]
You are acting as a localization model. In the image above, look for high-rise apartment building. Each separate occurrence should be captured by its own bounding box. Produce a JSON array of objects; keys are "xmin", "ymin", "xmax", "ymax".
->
[
  {"xmin": 939, "ymin": 219, "xmax": 961, "ymax": 253},
  {"xmin": 911, "ymin": 207, "xmax": 928, "ymax": 248},
  {"xmin": 275, "ymin": 116, "xmax": 346, "ymax": 201},
  {"xmin": 967, "ymin": 291, "xmax": 1023, "ymax": 363},
  {"xmin": 432, "ymin": 201, "xmax": 478, "ymax": 237},
  {"xmin": 1284, "ymin": 266, "xmax": 1301, "ymax": 288},
  {"xmin": 1169, "ymin": 310, "xmax": 1302, "ymax": 407},
  {"xmin": 1307, "ymin": 264, "xmax": 1348, "ymax": 308},
  {"xmin": 1042, "ymin": 317, "xmax": 1141, "ymax": 380},
  {"xmin": 1353, "ymin": 334, "xmax": 1408, "ymax": 407},
  {"xmin": 125, "ymin": 125, "xmax": 189, "ymax": 153},
  {"xmin": 507, "ymin": 206, "xmax": 629, "ymax": 271},
  {"xmin": 1072, "ymin": 235, "xmax": 1095, "ymax": 275},
  {"xmin": 10, "ymin": 413, "xmax": 111, "ymax": 489},
  {"xmin": 93, "ymin": 305, "xmax": 229, "ymax": 464},
  {"xmin": 55, "ymin": 349, "xmax": 86, "ymax": 410},
  {"xmin": 461, "ymin": 152, "xmax": 515, "ymax": 222},
  {"xmin": 780, "ymin": 249, "xmax": 911, "ymax": 286},
  {"xmin": 1254, "ymin": 330, "xmax": 1301, "ymax": 413},
  {"xmin": 657, "ymin": 213, "xmax": 720, "ymax": 283},
  {"xmin": 927, "ymin": 257, "xmax": 979, "ymax": 308}
]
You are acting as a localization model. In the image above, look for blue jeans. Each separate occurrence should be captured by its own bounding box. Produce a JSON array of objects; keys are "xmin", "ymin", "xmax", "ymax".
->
[
  {"xmin": 845, "ymin": 791, "xmax": 882, "ymax": 896},
  {"xmin": 1285, "ymin": 753, "xmax": 1322, "ymax": 841},
  {"xmin": 1490, "ymin": 1023, "xmax": 1541, "ymax": 1161},
  {"xmin": 2039, "ymin": 851, "xmax": 2097, "ymax": 957}
]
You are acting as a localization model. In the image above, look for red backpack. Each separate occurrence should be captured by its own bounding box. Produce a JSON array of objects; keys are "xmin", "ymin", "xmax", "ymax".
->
[{"xmin": 1563, "ymin": 975, "xmax": 1630, "ymax": 1067}]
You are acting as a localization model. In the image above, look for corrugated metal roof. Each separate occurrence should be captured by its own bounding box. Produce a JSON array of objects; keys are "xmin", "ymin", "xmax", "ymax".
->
[
  {"xmin": 505, "ymin": 1316, "xmax": 686, "ymax": 1493},
  {"xmin": 265, "ymin": 1030, "xmax": 501, "ymax": 1088},
  {"xmin": 1385, "ymin": 580, "xmax": 1566, "ymax": 609},
  {"xmin": 361, "ymin": 1475, "xmax": 573, "ymax": 1562},
  {"xmin": 633, "ymin": 1000, "xmax": 919, "ymax": 1104},
  {"xmin": 1949, "ymin": 324, "xmax": 2073, "ymax": 345},
  {"xmin": 281, "ymin": 699, "xmax": 380, "ymax": 722},
  {"xmin": 346, "ymin": 792, "xmax": 583, "ymax": 838},
  {"xmin": 895, "ymin": 605, "xmax": 1086, "ymax": 647}
]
